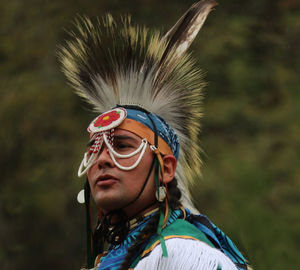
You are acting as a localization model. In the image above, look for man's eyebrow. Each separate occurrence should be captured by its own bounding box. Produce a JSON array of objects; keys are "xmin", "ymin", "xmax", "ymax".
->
[{"xmin": 114, "ymin": 135, "xmax": 139, "ymax": 143}]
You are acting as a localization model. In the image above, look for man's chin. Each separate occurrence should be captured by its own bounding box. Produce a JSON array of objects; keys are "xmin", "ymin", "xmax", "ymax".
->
[{"xmin": 94, "ymin": 196, "xmax": 128, "ymax": 212}]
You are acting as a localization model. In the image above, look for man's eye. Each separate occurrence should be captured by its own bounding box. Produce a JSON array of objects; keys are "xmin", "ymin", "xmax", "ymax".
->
[
  {"xmin": 116, "ymin": 143, "xmax": 129, "ymax": 149},
  {"xmin": 114, "ymin": 142, "xmax": 132, "ymax": 151}
]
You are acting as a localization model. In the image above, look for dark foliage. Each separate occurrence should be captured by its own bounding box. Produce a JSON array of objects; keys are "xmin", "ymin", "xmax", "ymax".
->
[{"xmin": 1, "ymin": 0, "xmax": 300, "ymax": 269}]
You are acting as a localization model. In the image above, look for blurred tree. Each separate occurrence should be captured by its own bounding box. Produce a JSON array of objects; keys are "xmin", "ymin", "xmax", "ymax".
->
[{"xmin": 0, "ymin": 0, "xmax": 299, "ymax": 269}]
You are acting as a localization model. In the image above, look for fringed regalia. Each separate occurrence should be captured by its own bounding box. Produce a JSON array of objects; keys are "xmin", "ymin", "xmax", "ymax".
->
[{"xmin": 92, "ymin": 209, "xmax": 247, "ymax": 270}]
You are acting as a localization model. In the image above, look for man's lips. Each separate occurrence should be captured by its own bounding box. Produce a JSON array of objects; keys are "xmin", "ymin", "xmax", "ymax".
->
[{"xmin": 95, "ymin": 174, "xmax": 118, "ymax": 187}]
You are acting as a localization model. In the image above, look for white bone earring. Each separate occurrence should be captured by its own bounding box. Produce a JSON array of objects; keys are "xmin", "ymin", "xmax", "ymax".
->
[{"xmin": 156, "ymin": 186, "xmax": 166, "ymax": 202}]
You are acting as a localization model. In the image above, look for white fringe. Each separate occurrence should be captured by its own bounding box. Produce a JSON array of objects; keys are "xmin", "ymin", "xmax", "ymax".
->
[{"xmin": 135, "ymin": 238, "xmax": 238, "ymax": 270}]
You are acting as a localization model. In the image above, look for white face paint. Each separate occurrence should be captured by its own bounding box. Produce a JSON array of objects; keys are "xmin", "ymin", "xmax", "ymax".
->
[{"xmin": 78, "ymin": 130, "xmax": 148, "ymax": 177}]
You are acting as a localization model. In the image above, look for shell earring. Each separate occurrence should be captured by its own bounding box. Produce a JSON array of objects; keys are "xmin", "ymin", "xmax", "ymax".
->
[{"xmin": 156, "ymin": 186, "xmax": 166, "ymax": 202}]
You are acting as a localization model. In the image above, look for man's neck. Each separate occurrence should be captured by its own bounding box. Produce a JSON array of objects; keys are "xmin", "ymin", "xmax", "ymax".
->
[
  {"xmin": 128, "ymin": 206, "xmax": 159, "ymax": 230},
  {"xmin": 106, "ymin": 203, "xmax": 158, "ymax": 226}
]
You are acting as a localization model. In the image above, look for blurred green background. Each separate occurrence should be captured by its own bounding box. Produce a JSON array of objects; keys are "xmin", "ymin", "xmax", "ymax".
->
[{"xmin": 1, "ymin": 0, "xmax": 299, "ymax": 269}]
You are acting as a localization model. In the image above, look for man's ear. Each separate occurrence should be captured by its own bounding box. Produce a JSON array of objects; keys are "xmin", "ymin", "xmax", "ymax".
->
[{"xmin": 161, "ymin": 155, "xmax": 177, "ymax": 184}]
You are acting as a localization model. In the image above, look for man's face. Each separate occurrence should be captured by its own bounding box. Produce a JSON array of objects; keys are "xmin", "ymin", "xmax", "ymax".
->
[{"xmin": 87, "ymin": 128, "xmax": 156, "ymax": 216}]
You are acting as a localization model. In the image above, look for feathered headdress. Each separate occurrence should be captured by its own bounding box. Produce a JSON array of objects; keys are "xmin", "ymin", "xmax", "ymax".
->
[{"xmin": 59, "ymin": 0, "xmax": 217, "ymax": 213}]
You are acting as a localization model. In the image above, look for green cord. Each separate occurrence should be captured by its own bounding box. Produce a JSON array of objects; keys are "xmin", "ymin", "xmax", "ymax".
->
[{"xmin": 154, "ymin": 157, "xmax": 170, "ymax": 257}]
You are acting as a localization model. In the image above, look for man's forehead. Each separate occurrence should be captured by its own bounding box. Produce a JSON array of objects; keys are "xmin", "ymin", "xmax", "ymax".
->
[
  {"xmin": 113, "ymin": 128, "xmax": 143, "ymax": 141},
  {"xmin": 86, "ymin": 107, "xmax": 178, "ymax": 158},
  {"xmin": 90, "ymin": 128, "xmax": 143, "ymax": 139}
]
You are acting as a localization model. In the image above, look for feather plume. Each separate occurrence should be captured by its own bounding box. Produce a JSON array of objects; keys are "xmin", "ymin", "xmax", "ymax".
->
[
  {"xmin": 58, "ymin": 1, "xmax": 216, "ymax": 213},
  {"xmin": 162, "ymin": 0, "xmax": 217, "ymax": 58}
]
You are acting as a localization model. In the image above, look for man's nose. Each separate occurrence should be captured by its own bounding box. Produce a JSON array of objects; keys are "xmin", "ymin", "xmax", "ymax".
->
[{"xmin": 95, "ymin": 145, "xmax": 114, "ymax": 169}]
